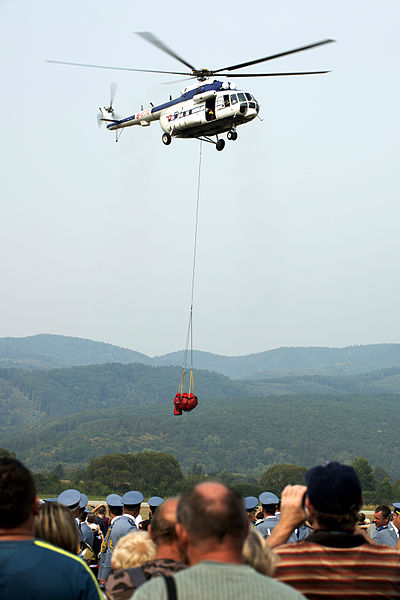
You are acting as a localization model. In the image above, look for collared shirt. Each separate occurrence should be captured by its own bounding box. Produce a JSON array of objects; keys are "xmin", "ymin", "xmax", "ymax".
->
[
  {"xmin": 255, "ymin": 514, "xmax": 280, "ymax": 538},
  {"xmin": 372, "ymin": 523, "xmax": 398, "ymax": 547}
]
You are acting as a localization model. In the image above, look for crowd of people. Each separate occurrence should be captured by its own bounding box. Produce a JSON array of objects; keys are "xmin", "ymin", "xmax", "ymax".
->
[{"xmin": 2, "ymin": 456, "xmax": 400, "ymax": 599}]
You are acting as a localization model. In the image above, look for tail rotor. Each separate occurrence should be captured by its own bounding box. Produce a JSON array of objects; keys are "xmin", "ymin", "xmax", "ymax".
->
[{"xmin": 97, "ymin": 82, "xmax": 118, "ymax": 127}]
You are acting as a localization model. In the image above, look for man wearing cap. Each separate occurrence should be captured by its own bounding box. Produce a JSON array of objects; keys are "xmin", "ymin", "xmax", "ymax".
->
[
  {"xmin": 269, "ymin": 462, "xmax": 400, "ymax": 598},
  {"xmin": 140, "ymin": 496, "xmax": 164, "ymax": 531},
  {"xmin": 98, "ymin": 493, "xmax": 138, "ymax": 584},
  {"xmin": 122, "ymin": 490, "xmax": 144, "ymax": 528},
  {"xmin": 372, "ymin": 504, "xmax": 398, "ymax": 547},
  {"xmin": 392, "ymin": 503, "xmax": 400, "ymax": 541},
  {"xmin": 0, "ymin": 457, "xmax": 102, "ymax": 600},
  {"xmin": 255, "ymin": 491, "xmax": 280, "ymax": 538},
  {"xmin": 244, "ymin": 496, "xmax": 259, "ymax": 526}
]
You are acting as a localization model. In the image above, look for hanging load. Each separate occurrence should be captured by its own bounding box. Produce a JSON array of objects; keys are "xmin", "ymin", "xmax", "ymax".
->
[{"xmin": 174, "ymin": 368, "xmax": 198, "ymax": 415}]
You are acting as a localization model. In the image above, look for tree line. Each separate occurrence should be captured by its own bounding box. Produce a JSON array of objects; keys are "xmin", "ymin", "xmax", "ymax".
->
[{"xmin": 1, "ymin": 447, "xmax": 398, "ymax": 505}]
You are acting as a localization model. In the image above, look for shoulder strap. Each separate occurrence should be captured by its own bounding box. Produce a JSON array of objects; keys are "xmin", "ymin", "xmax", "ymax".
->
[
  {"xmin": 126, "ymin": 566, "xmax": 147, "ymax": 589},
  {"xmin": 162, "ymin": 575, "xmax": 177, "ymax": 600}
]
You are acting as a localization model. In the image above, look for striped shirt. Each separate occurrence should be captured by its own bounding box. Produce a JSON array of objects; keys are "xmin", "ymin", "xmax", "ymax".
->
[
  {"xmin": 274, "ymin": 531, "xmax": 400, "ymax": 599},
  {"xmin": 134, "ymin": 560, "xmax": 306, "ymax": 600}
]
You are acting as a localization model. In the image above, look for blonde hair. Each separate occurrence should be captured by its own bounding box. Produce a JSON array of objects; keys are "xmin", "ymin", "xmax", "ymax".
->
[
  {"xmin": 33, "ymin": 501, "xmax": 80, "ymax": 555},
  {"xmin": 111, "ymin": 531, "xmax": 156, "ymax": 570},
  {"xmin": 242, "ymin": 529, "xmax": 278, "ymax": 576}
]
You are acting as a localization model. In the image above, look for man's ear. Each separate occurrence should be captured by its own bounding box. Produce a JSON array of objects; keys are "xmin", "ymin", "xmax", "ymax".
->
[
  {"xmin": 305, "ymin": 497, "xmax": 316, "ymax": 519},
  {"xmin": 176, "ymin": 523, "xmax": 189, "ymax": 547},
  {"xmin": 148, "ymin": 524, "xmax": 154, "ymax": 541},
  {"xmin": 33, "ymin": 497, "xmax": 40, "ymax": 517}
]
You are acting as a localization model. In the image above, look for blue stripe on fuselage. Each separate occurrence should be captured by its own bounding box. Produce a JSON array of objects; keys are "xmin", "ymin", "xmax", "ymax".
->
[{"xmin": 107, "ymin": 81, "xmax": 235, "ymax": 129}]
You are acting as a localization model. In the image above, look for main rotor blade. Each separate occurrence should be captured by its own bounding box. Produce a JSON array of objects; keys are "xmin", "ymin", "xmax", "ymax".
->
[
  {"xmin": 136, "ymin": 31, "xmax": 198, "ymax": 72},
  {"xmin": 215, "ymin": 70, "xmax": 331, "ymax": 77},
  {"xmin": 214, "ymin": 39, "xmax": 335, "ymax": 73},
  {"xmin": 46, "ymin": 59, "xmax": 190, "ymax": 76},
  {"xmin": 109, "ymin": 82, "xmax": 117, "ymax": 106}
]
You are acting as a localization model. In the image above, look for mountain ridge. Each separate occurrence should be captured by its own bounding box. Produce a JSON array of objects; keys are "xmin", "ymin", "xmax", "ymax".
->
[{"xmin": 2, "ymin": 334, "xmax": 400, "ymax": 379}]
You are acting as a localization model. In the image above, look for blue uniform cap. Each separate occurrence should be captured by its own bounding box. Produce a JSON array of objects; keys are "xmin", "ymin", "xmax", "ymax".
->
[
  {"xmin": 57, "ymin": 489, "xmax": 81, "ymax": 509},
  {"xmin": 121, "ymin": 491, "xmax": 144, "ymax": 505},
  {"xmin": 79, "ymin": 493, "xmax": 88, "ymax": 509},
  {"xmin": 44, "ymin": 498, "xmax": 57, "ymax": 502},
  {"xmin": 259, "ymin": 491, "xmax": 280, "ymax": 505},
  {"xmin": 393, "ymin": 502, "xmax": 400, "ymax": 511},
  {"xmin": 244, "ymin": 496, "xmax": 259, "ymax": 511},
  {"xmin": 84, "ymin": 506, "xmax": 91, "ymax": 514},
  {"xmin": 148, "ymin": 496, "xmax": 164, "ymax": 508},
  {"xmin": 106, "ymin": 493, "xmax": 123, "ymax": 507}
]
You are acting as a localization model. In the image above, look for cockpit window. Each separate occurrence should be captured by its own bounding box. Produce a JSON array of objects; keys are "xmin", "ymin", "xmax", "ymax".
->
[
  {"xmin": 231, "ymin": 94, "xmax": 238, "ymax": 104},
  {"xmin": 245, "ymin": 93, "xmax": 253, "ymax": 101},
  {"xmin": 238, "ymin": 92, "xmax": 246, "ymax": 102},
  {"xmin": 224, "ymin": 94, "xmax": 230, "ymax": 107}
]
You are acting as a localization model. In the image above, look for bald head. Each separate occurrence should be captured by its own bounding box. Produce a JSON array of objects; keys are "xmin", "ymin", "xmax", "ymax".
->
[
  {"xmin": 177, "ymin": 481, "xmax": 247, "ymax": 545},
  {"xmin": 149, "ymin": 498, "xmax": 179, "ymax": 546}
]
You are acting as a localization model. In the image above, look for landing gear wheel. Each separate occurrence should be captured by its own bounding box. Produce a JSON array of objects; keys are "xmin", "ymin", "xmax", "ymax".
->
[
  {"xmin": 216, "ymin": 139, "xmax": 225, "ymax": 151},
  {"xmin": 162, "ymin": 133, "xmax": 171, "ymax": 146},
  {"xmin": 227, "ymin": 130, "xmax": 238, "ymax": 141}
]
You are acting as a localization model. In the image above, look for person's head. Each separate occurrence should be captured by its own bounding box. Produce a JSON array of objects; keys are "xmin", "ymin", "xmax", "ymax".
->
[
  {"xmin": 305, "ymin": 462, "xmax": 362, "ymax": 532},
  {"xmin": 0, "ymin": 458, "xmax": 37, "ymax": 530},
  {"xmin": 392, "ymin": 509, "xmax": 400, "ymax": 529},
  {"xmin": 97, "ymin": 505, "xmax": 106, "ymax": 517},
  {"xmin": 106, "ymin": 494, "xmax": 124, "ymax": 518},
  {"xmin": 149, "ymin": 498, "xmax": 179, "ymax": 546},
  {"xmin": 374, "ymin": 505, "xmax": 391, "ymax": 528},
  {"xmin": 259, "ymin": 492, "xmax": 279, "ymax": 517},
  {"xmin": 111, "ymin": 531, "xmax": 155, "ymax": 570},
  {"xmin": 122, "ymin": 491, "xmax": 143, "ymax": 518},
  {"xmin": 177, "ymin": 481, "xmax": 247, "ymax": 561},
  {"xmin": 33, "ymin": 501, "xmax": 80, "ymax": 554},
  {"xmin": 358, "ymin": 512, "xmax": 366, "ymax": 524},
  {"xmin": 242, "ymin": 529, "xmax": 278, "ymax": 577}
]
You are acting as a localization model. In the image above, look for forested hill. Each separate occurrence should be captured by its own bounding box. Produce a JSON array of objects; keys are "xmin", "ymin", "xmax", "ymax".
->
[{"xmin": 2, "ymin": 335, "xmax": 400, "ymax": 379}]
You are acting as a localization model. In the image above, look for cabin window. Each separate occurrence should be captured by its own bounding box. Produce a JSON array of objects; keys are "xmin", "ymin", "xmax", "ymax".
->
[
  {"xmin": 245, "ymin": 93, "xmax": 253, "ymax": 101},
  {"xmin": 231, "ymin": 94, "xmax": 238, "ymax": 104},
  {"xmin": 238, "ymin": 92, "xmax": 246, "ymax": 102},
  {"xmin": 224, "ymin": 94, "xmax": 230, "ymax": 107}
]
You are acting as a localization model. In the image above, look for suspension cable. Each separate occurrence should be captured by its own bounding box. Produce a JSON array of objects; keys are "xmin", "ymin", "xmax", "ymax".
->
[{"xmin": 182, "ymin": 141, "xmax": 203, "ymax": 379}]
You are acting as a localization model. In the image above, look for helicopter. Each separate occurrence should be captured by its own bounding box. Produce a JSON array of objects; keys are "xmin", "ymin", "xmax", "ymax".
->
[{"xmin": 48, "ymin": 33, "xmax": 334, "ymax": 151}]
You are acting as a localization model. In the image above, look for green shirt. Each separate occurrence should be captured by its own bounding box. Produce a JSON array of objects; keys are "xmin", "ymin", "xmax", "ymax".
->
[{"xmin": 133, "ymin": 560, "xmax": 306, "ymax": 600}]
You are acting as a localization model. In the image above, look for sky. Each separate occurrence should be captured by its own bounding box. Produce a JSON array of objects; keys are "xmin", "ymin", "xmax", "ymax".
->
[{"xmin": 1, "ymin": 0, "xmax": 399, "ymax": 357}]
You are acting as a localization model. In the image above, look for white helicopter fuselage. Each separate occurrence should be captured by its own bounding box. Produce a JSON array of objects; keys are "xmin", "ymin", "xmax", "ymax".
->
[{"xmin": 102, "ymin": 79, "xmax": 259, "ymax": 142}]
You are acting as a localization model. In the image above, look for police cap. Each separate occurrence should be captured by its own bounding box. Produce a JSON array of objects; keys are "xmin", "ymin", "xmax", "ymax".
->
[
  {"xmin": 57, "ymin": 489, "xmax": 81, "ymax": 510},
  {"xmin": 259, "ymin": 491, "xmax": 279, "ymax": 505},
  {"xmin": 79, "ymin": 493, "xmax": 88, "ymax": 509},
  {"xmin": 148, "ymin": 496, "xmax": 164, "ymax": 509},
  {"xmin": 244, "ymin": 496, "xmax": 259, "ymax": 511},
  {"xmin": 121, "ymin": 491, "xmax": 144, "ymax": 505},
  {"xmin": 393, "ymin": 502, "xmax": 400, "ymax": 513},
  {"xmin": 106, "ymin": 493, "xmax": 123, "ymax": 507}
]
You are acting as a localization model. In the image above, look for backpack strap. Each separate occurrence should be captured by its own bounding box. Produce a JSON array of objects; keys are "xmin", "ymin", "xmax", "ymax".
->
[
  {"xmin": 162, "ymin": 575, "xmax": 177, "ymax": 600},
  {"xmin": 126, "ymin": 566, "xmax": 147, "ymax": 589}
]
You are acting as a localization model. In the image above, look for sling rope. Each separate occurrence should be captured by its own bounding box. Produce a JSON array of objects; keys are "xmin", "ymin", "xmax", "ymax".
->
[{"xmin": 177, "ymin": 141, "xmax": 203, "ymax": 400}]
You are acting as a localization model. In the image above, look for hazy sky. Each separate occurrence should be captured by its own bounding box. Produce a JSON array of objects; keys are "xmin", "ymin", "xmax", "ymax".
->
[{"xmin": 1, "ymin": 1, "xmax": 399, "ymax": 356}]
